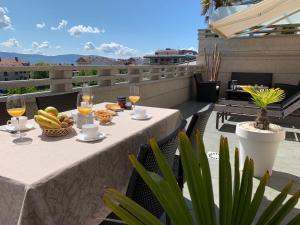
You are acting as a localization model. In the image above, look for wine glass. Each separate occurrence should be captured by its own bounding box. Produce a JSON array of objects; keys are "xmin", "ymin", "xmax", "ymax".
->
[
  {"xmin": 77, "ymin": 92, "xmax": 93, "ymax": 126},
  {"xmin": 129, "ymin": 85, "xmax": 140, "ymax": 110},
  {"xmin": 82, "ymin": 84, "xmax": 93, "ymax": 102},
  {"xmin": 6, "ymin": 94, "xmax": 26, "ymax": 142}
]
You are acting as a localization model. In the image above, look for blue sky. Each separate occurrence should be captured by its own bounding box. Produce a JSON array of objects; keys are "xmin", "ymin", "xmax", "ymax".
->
[{"xmin": 0, "ymin": 0, "xmax": 206, "ymax": 58}]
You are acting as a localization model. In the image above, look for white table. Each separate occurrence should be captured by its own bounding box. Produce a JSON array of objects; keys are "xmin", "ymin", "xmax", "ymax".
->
[{"xmin": 0, "ymin": 103, "xmax": 181, "ymax": 225}]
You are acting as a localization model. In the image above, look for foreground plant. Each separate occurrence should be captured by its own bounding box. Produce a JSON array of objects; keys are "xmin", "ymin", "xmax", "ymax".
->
[
  {"xmin": 242, "ymin": 86, "xmax": 285, "ymax": 130},
  {"xmin": 103, "ymin": 132, "xmax": 300, "ymax": 225}
]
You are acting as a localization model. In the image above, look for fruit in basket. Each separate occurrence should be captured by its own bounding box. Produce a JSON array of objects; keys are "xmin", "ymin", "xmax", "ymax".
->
[
  {"xmin": 57, "ymin": 113, "xmax": 68, "ymax": 122},
  {"xmin": 45, "ymin": 106, "xmax": 59, "ymax": 116},
  {"xmin": 34, "ymin": 115, "xmax": 61, "ymax": 129},
  {"xmin": 38, "ymin": 110, "xmax": 62, "ymax": 126},
  {"xmin": 34, "ymin": 108, "xmax": 74, "ymax": 130},
  {"xmin": 61, "ymin": 121, "xmax": 69, "ymax": 128}
]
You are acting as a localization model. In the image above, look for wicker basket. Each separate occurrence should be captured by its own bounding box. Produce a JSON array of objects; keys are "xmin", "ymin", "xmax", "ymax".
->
[{"xmin": 42, "ymin": 126, "xmax": 74, "ymax": 137}]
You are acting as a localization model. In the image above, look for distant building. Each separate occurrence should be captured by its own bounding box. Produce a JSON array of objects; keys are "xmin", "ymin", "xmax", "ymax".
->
[
  {"xmin": 0, "ymin": 57, "xmax": 30, "ymax": 81},
  {"xmin": 75, "ymin": 56, "xmax": 121, "ymax": 66},
  {"xmin": 144, "ymin": 48, "xmax": 197, "ymax": 65},
  {"xmin": 118, "ymin": 57, "xmax": 145, "ymax": 65}
]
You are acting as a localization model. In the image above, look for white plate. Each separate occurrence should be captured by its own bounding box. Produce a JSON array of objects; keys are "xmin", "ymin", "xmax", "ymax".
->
[
  {"xmin": 5, "ymin": 123, "xmax": 35, "ymax": 132},
  {"xmin": 131, "ymin": 114, "xmax": 152, "ymax": 120},
  {"xmin": 77, "ymin": 132, "xmax": 106, "ymax": 142}
]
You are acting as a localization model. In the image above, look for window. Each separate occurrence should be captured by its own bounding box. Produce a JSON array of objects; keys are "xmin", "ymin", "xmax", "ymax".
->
[
  {"xmin": 4, "ymin": 78, "xmax": 8, "ymax": 81},
  {"xmin": 15, "ymin": 72, "xmax": 19, "ymax": 75},
  {"xmin": 4, "ymin": 72, "xmax": 8, "ymax": 76}
]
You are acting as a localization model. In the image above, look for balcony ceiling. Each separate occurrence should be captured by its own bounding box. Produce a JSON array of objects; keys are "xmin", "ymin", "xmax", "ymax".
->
[{"xmin": 209, "ymin": 0, "xmax": 300, "ymax": 38}]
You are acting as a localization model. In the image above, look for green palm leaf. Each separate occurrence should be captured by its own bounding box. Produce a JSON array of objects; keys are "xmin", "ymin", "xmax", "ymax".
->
[
  {"xmin": 103, "ymin": 132, "xmax": 300, "ymax": 225},
  {"xmin": 242, "ymin": 86, "xmax": 285, "ymax": 108}
]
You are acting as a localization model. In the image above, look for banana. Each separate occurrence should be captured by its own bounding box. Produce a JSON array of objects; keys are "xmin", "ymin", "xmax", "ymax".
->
[
  {"xmin": 38, "ymin": 110, "xmax": 62, "ymax": 126},
  {"xmin": 34, "ymin": 115, "xmax": 61, "ymax": 129}
]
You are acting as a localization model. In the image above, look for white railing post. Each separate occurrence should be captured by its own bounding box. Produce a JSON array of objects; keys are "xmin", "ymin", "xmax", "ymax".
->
[
  {"xmin": 49, "ymin": 68, "xmax": 73, "ymax": 93},
  {"xmin": 165, "ymin": 66, "xmax": 175, "ymax": 78},
  {"xmin": 98, "ymin": 68, "xmax": 113, "ymax": 87},
  {"xmin": 187, "ymin": 65, "xmax": 197, "ymax": 77},
  {"xmin": 128, "ymin": 67, "xmax": 141, "ymax": 83},
  {"xmin": 149, "ymin": 67, "xmax": 160, "ymax": 80}
]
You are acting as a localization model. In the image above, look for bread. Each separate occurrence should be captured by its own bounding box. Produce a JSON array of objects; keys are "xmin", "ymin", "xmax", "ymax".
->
[{"xmin": 105, "ymin": 103, "xmax": 122, "ymax": 112}]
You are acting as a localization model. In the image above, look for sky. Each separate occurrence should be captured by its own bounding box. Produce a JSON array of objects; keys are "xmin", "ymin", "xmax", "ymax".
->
[{"xmin": 0, "ymin": 0, "xmax": 206, "ymax": 58}]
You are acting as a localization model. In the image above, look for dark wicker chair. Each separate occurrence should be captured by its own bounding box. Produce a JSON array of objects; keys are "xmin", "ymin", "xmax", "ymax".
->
[
  {"xmin": 36, "ymin": 92, "xmax": 78, "ymax": 111},
  {"xmin": 0, "ymin": 101, "xmax": 11, "ymax": 126},
  {"xmin": 176, "ymin": 104, "xmax": 214, "ymax": 190},
  {"xmin": 100, "ymin": 119, "xmax": 187, "ymax": 225}
]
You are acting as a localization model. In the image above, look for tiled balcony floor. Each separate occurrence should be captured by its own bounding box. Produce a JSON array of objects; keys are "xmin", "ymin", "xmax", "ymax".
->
[{"xmin": 174, "ymin": 101, "xmax": 300, "ymax": 224}]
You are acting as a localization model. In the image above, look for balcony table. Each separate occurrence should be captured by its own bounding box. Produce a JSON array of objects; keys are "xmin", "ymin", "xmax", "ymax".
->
[{"xmin": 0, "ymin": 102, "xmax": 181, "ymax": 225}]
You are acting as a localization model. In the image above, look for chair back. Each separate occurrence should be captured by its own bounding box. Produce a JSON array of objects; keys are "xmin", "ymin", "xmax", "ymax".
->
[
  {"xmin": 231, "ymin": 72, "xmax": 273, "ymax": 87},
  {"xmin": 0, "ymin": 102, "xmax": 10, "ymax": 126},
  {"xmin": 126, "ymin": 119, "xmax": 187, "ymax": 219},
  {"xmin": 186, "ymin": 104, "xmax": 214, "ymax": 145},
  {"xmin": 36, "ymin": 92, "xmax": 78, "ymax": 112}
]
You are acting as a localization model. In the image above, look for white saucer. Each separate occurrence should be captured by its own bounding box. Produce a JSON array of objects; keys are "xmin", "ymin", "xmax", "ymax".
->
[
  {"xmin": 5, "ymin": 123, "xmax": 35, "ymax": 132},
  {"xmin": 131, "ymin": 114, "xmax": 152, "ymax": 120},
  {"xmin": 77, "ymin": 132, "xmax": 106, "ymax": 142}
]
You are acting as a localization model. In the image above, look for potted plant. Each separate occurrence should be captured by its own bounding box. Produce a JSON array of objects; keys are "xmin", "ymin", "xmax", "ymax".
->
[
  {"xmin": 103, "ymin": 132, "xmax": 300, "ymax": 225},
  {"xmin": 196, "ymin": 44, "xmax": 221, "ymax": 102},
  {"xmin": 236, "ymin": 86, "xmax": 286, "ymax": 177}
]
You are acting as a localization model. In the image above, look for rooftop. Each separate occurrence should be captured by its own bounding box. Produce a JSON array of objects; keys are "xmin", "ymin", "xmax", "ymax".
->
[{"xmin": 0, "ymin": 57, "xmax": 29, "ymax": 66}]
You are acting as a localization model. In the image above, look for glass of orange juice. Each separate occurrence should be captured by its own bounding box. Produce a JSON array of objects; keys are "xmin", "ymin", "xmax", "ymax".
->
[
  {"xmin": 129, "ymin": 85, "xmax": 140, "ymax": 110},
  {"xmin": 82, "ymin": 84, "xmax": 93, "ymax": 102},
  {"xmin": 77, "ymin": 92, "xmax": 93, "ymax": 125},
  {"xmin": 6, "ymin": 94, "xmax": 26, "ymax": 141}
]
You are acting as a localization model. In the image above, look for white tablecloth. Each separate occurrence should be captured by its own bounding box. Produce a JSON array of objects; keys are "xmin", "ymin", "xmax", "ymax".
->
[{"xmin": 0, "ymin": 103, "xmax": 181, "ymax": 225}]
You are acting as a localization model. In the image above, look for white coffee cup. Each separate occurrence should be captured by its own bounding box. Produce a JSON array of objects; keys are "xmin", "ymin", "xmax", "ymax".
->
[
  {"xmin": 82, "ymin": 124, "xmax": 99, "ymax": 139},
  {"xmin": 7, "ymin": 116, "xmax": 28, "ymax": 130},
  {"xmin": 134, "ymin": 106, "xmax": 147, "ymax": 118}
]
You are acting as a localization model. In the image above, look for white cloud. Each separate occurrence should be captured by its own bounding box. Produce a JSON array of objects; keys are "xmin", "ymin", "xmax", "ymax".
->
[
  {"xmin": 187, "ymin": 47, "xmax": 197, "ymax": 52},
  {"xmin": 0, "ymin": 38, "xmax": 20, "ymax": 48},
  {"xmin": 84, "ymin": 41, "xmax": 138, "ymax": 57},
  {"xmin": 36, "ymin": 22, "xmax": 45, "ymax": 29},
  {"xmin": 99, "ymin": 42, "xmax": 137, "ymax": 56},
  {"xmin": 55, "ymin": 45, "xmax": 61, "ymax": 49},
  {"xmin": 84, "ymin": 42, "xmax": 96, "ymax": 51},
  {"xmin": 68, "ymin": 25, "xmax": 104, "ymax": 36},
  {"xmin": 32, "ymin": 41, "xmax": 50, "ymax": 49},
  {"xmin": 0, "ymin": 6, "xmax": 12, "ymax": 29},
  {"xmin": 51, "ymin": 19, "xmax": 68, "ymax": 30}
]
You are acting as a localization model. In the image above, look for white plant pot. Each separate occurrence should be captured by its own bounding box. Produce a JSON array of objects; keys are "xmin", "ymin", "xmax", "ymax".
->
[{"xmin": 236, "ymin": 122, "xmax": 285, "ymax": 177}]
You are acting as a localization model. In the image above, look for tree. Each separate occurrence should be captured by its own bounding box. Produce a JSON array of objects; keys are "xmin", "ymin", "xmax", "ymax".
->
[
  {"xmin": 8, "ymin": 87, "xmax": 37, "ymax": 94},
  {"xmin": 31, "ymin": 62, "xmax": 49, "ymax": 79},
  {"xmin": 74, "ymin": 70, "xmax": 98, "ymax": 86}
]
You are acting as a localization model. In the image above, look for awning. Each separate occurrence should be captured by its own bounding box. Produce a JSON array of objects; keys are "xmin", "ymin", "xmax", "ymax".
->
[{"xmin": 209, "ymin": 0, "xmax": 300, "ymax": 38}]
